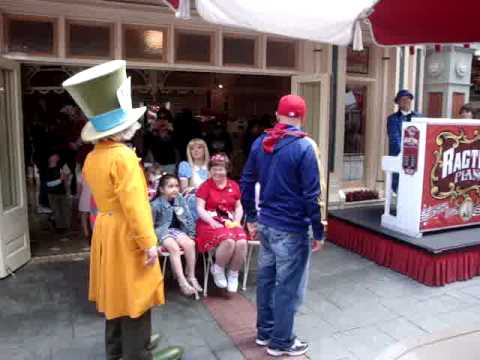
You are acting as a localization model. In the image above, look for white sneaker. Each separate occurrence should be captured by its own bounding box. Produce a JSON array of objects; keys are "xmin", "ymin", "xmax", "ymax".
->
[
  {"xmin": 37, "ymin": 206, "xmax": 53, "ymax": 214},
  {"xmin": 267, "ymin": 339, "xmax": 309, "ymax": 357},
  {"xmin": 210, "ymin": 264, "xmax": 227, "ymax": 288},
  {"xmin": 227, "ymin": 270, "xmax": 239, "ymax": 293}
]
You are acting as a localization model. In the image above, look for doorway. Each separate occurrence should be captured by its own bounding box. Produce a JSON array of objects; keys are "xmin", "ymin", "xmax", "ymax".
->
[{"xmin": 22, "ymin": 64, "xmax": 291, "ymax": 257}]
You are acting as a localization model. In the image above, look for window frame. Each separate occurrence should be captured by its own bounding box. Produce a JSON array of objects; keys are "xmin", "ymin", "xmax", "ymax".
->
[
  {"xmin": 123, "ymin": 24, "xmax": 169, "ymax": 63},
  {"xmin": 4, "ymin": 14, "xmax": 58, "ymax": 57},
  {"xmin": 66, "ymin": 19, "xmax": 114, "ymax": 59},
  {"xmin": 265, "ymin": 36, "xmax": 298, "ymax": 70},
  {"xmin": 174, "ymin": 28, "xmax": 215, "ymax": 65},
  {"xmin": 222, "ymin": 33, "xmax": 259, "ymax": 68}
]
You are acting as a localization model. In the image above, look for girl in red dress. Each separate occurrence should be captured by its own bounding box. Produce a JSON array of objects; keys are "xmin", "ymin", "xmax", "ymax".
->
[{"xmin": 196, "ymin": 153, "xmax": 248, "ymax": 293}]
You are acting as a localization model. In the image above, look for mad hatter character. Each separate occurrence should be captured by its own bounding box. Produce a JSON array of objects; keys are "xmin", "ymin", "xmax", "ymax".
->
[{"xmin": 63, "ymin": 60, "xmax": 183, "ymax": 360}]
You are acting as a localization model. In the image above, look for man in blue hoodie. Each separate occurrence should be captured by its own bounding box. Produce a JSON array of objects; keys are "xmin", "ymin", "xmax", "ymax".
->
[{"xmin": 241, "ymin": 94, "xmax": 323, "ymax": 358}]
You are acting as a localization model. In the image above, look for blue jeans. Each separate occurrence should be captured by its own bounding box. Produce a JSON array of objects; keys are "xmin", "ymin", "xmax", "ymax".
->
[{"xmin": 256, "ymin": 224, "xmax": 311, "ymax": 350}]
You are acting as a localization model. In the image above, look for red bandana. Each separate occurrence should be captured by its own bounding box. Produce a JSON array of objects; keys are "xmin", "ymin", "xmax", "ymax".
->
[{"xmin": 262, "ymin": 123, "xmax": 307, "ymax": 154}]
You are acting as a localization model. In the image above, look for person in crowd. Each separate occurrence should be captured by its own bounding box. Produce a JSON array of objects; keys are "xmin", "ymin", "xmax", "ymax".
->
[
  {"xmin": 459, "ymin": 103, "xmax": 476, "ymax": 119},
  {"xmin": 244, "ymin": 119, "xmax": 263, "ymax": 157},
  {"xmin": 178, "ymin": 138, "xmax": 210, "ymax": 192},
  {"xmin": 144, "ymin": 107, "xmax": 178, "ymax": 174},
  {"xmin": 241, "ymin": 94, "xmax": 324, "ymax": 358},
  {"xmin": 387, "ymin": 89, "xmax": 421, "ymax": 192},
  {"xmin": 63, "ymin": 60, "xmax": 182, "ymax": 360},
  {"xmin": 173, "ymin": 108, "xmax": 202, "ymax": 161},
  {"xmin": 196, "ymin": 153, "xmax": 248, "ymax": 293},
  {"xmin": 77, "ymin": 141, "xmax": 95, "ymax": 243},
  {"xmin": 145, "ymin": 163, "xmax": 162, "ymax": 201},
  {"xmin": 206, "ymin": 121, "xmax": 233, "ymax": 156},
  {"xmin": 31, "ymin": 103, "xmax": 53, "ymax": 214},
  {"xmin": 78, "ymin": 177, "xmax": 92, "ymax": 240},
  {"xmin": 244, "ymin": 115, "xmax": 273, "ymax": 157},
  {"xmin": 151, "ymin": 174, "xmax": 202, "ymax": 298},
  {"xmin": 178, "ymin": 138, "xmax": 210, "ymax": 219},
  {"xmin": 60, "ymin": 106, "xmax": 86, "ymax": 196},
  {"xmin": 46, "ymin": 153, "xmax": 71, "ymax": 233}
]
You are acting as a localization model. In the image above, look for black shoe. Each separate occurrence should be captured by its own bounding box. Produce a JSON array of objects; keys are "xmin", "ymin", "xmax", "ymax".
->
[{"xmin": 267, "ymin": 339, "xmax": 309, "ymax": 357}]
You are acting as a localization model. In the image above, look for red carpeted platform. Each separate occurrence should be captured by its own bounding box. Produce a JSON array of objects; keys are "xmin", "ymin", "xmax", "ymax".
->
[{"xmin": 328, "ymin": 207, "xmax": 480, "ymax": 287}]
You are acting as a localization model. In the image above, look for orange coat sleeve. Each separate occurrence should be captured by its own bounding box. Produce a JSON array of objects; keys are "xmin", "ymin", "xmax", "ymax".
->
[{"xmin": 111, "ymin": 150, "xmax": 156, "ymax": 250}]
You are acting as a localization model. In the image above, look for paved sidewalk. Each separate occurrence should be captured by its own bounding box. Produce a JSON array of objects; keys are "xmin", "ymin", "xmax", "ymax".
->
[{"xmin": 3, "ymin": 243, "xmax": 480, "ymax": 359}]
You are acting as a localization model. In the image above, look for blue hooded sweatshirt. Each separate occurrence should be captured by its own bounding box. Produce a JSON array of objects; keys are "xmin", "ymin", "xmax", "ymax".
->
[{"xmin": 240, "ymin": 126, "xmax": 323, "ymax": 240}]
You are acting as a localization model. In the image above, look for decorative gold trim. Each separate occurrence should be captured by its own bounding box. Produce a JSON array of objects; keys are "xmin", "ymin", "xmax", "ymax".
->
[{"xmin": 430, "ymin": 129, "xmax": 480, "ymax": 201}]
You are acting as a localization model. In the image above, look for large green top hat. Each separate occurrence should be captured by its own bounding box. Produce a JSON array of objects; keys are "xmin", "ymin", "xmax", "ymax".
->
[{"xmin": 62, "ymin": 60, "xmax": 146, "ymax": 142}]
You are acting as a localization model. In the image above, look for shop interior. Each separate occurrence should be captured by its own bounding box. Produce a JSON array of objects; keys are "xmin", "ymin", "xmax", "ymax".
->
[{"xmin": 21, "ymin": 64, "xmax": 290, "ymax": 257}]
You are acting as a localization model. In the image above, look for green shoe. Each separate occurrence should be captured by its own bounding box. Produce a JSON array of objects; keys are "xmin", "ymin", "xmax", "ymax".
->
[
  {"xmin": 152, "ymin": 346, "xmax": 184, "ymax": 360},
  {"xmin": 147, "ymin": 333, "xmax": 161, "ymax": 351}
]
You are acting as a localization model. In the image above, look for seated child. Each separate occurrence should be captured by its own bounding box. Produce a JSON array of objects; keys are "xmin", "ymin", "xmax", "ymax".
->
[
  {"xmin": 151, "ymin": 174, "xmax": 202, "ymax": 297},
  {"xmin": 144, "ymin": 163, "xmax": 162, "ymax": 201}
]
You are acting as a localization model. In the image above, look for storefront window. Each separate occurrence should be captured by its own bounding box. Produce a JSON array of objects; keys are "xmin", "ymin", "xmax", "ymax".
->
[
  {"xmin": 5, "ymin": 16, "xmax": 56, "ymax": 55},
  {"xmin": 346, "ymin": 46, "xmax": 370, "ymax": 75},
  {"xmin": 67, "ymin": 22, "xmax": 112, "ymax": 58},
  {"xmin": 266, "ymin": 38, "xmax": 296, "ymax": 69},
  {"xmin": 124, "ymin": 26, "xmax": 167, "ymax": 61},
  {"xmin": 0, "ymin": 70, "xmax": 19, "ymax": 210},
  {"xmin": 223, "ymin": 36, "xmax": 256, "ymax": 66},
  {"xmin": 343, "ymin": 85, "xmax": 367, "ymax": 181},
  {"xmin": 175, "ymin": 30, "xmax": 213, "ymax": 64}
]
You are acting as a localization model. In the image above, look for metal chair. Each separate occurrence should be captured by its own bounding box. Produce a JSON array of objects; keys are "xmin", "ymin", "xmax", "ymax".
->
[
  {"xmin": 159, "ymin": 246, "xmax": 185, "ymax": 280},
  {"xmin": 201, "ymin": 249, "xmax": 215, "ymax": 297},
  {"xmin": 242, "ymin": 239, "xmax": 260, "ymax": 291}
]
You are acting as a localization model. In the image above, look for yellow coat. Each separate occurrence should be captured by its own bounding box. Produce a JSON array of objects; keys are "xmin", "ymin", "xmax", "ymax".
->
[{"xmin": 83, "ymin": 141, "xmax": 164, "ymax": 320}]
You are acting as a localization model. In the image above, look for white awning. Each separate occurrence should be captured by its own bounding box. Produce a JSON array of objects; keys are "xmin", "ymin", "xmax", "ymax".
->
[{"xmin": 195, "ymin": 0, "xmax": 376, "ymax": 46}]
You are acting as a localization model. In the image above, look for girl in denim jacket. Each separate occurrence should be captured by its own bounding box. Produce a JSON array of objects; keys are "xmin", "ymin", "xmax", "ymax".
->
[{"xmin": 151, "ymin": 174, "xmax": 202, "ymax": 297}]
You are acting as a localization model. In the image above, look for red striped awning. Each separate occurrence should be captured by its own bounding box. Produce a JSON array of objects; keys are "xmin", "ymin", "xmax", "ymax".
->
[{"xmin": 368, "ymin": 0, "xmax": 480, "ymax": 46}]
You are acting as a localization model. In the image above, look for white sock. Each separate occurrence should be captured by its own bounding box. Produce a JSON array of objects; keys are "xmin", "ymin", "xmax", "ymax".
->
[
  {"xmin": 213, "ymin": 263, "xmax": 224, "ymax": 273},
  {"xmin": 228, "ymin": 270, "xmax": 239, "ymax": 277}
]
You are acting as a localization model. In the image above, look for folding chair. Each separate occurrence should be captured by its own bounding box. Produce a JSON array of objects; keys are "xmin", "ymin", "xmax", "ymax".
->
[
  {"xmin": 160, "ymin": 246, "xmax": 201, "ymax": 300},
  {"xmin": 201, "ymin": 249, "xmax": 215, "ymax": 297},
  {"xmin": 242, "ymin": 239, "xmax": 260, "ymax": 291},
  {"xmin": 159, "ymin": 246, "xmax": 185, "ymax": 280}
]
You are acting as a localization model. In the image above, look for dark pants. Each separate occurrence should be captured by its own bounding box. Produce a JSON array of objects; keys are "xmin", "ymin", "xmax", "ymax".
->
[
  {"xmin": 392, "ymin": 172, "xmax": 399, "ymax": 193},
  {"xmin": 37, "ymin": 164, "xmax": 50, "ymax": 207},
  {"xmin": 66, "ymin": 160, "xmax": 77, "ymax": 195},
  {"xmin": 105, "ymin": 310, "xmax": 152, "ymax": 360}
]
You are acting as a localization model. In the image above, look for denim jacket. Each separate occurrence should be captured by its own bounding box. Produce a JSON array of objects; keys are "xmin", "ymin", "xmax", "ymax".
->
[{"xmin": 151, "ymin": 194, "xmax": 196, "ymax": 241}]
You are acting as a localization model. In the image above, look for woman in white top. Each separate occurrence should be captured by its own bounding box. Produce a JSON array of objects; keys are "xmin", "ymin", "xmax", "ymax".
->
[{"xmin": 177, "ymin": 138, "xmax": 210, "ymax": 219}]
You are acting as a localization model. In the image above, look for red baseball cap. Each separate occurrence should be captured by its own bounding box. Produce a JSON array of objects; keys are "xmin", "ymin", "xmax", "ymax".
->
[{"xmin": 276, "ymin": 94, "xmax": 307, "ymax": 118}]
